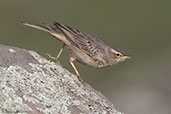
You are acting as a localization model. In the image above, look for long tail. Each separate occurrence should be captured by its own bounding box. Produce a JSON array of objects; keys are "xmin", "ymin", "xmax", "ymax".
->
[
  {"xmin": 22, "ymin": 22, "xmax": 54, "ymax": 33},
  {"xmin": 21, "ymin": 22, "xmax": 71, "ymax": 45}
]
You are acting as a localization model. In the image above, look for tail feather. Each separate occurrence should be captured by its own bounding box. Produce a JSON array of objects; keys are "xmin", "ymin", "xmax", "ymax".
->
[
  {"xmin": 21, "ymin": 22, "xmax": 71, "ymax": 45},
  {"xmin": 21, "ymin": 22, "xmax": 52, "ymax": 33}
]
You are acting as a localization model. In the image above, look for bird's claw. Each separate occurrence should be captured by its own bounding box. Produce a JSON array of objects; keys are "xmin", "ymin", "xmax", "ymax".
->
[
  {"xmin": 46, "ymin": 53, "xmax": 61, "ymax": 64},
  {"xmin": 46, "ymin": 53, "xmax": 56, "ymax": 60}
]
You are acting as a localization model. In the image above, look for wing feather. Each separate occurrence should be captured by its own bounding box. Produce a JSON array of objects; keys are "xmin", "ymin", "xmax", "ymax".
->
[{"xmin": 53, "ymin": 22, "xmax": 106, "ymax": 58}]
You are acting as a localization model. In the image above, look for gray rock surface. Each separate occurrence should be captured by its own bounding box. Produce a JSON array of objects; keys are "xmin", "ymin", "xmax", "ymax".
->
[{"xmin": 0, "ymin": 44, "xmax": 123, "ymax": 114}]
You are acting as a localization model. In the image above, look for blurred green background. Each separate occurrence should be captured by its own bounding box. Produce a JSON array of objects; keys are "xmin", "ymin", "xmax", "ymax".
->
[{"xmin": 0, "ymin": 0, "xmax": 171, "ymax": 114}]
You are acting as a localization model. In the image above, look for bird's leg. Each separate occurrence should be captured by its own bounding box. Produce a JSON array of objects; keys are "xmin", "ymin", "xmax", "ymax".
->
[
  {"xmin": 46, "ymin": 44, "xmax": 65, "ymax": 64},
  {"xmin": 69, "ymin": 57, "xmax": 84, "ymax": 82},
  {"xmin": 56, "ymin": 44, "xmax": 65, "ymax": 63},
  {"xmin": 46, "ymin": 53, "xmax": 56, "ymax": 60}
]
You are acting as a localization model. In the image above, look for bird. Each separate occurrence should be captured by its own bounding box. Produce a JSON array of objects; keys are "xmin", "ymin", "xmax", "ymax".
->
[{"xmin": 22, "ymin": 21, "xmax": 131, "ymax": 82}]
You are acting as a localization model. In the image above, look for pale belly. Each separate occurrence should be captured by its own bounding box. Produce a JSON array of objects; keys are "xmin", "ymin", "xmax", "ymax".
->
[{"xmin": 68, "ymin": 46, "xmax": 105, "ymax": 68}]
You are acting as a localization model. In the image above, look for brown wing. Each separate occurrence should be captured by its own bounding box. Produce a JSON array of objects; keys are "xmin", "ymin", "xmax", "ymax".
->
[{"xmin": 53, "ymin": 22, "xmax": 107, "ymax": 58}]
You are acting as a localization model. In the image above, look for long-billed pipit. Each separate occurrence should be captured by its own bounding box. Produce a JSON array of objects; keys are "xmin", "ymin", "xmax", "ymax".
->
[{"xmin": 22, "ymin": 22, "xmax": 130, "ymax": 82}]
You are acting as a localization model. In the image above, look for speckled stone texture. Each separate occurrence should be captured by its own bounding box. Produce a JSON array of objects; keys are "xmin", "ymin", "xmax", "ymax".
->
[{"xmin": 0, "ymin": 44, "xmax": 123, "ymax": 114}]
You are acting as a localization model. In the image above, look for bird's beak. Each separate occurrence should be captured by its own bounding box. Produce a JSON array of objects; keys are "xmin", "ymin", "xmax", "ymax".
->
[{"xmin": 124, "ymin": 55, "xmax": 131, "ymax": 59}]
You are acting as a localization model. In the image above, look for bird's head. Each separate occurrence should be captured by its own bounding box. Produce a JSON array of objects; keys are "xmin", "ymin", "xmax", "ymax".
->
[{"xmin": 109, "ymin": 48, "xmax": 131, "ymax": 65}]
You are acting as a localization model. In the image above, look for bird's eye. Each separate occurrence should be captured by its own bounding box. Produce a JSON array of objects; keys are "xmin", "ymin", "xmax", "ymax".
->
[{"xmin": 116, "ymin": 53, "xmax": 121, "ymax": 57}]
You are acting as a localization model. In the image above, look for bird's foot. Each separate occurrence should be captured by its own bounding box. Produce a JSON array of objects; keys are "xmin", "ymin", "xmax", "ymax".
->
[
  {"xmin": 45, "ymin": 53, "xmax": 61, "ymax": 64},
  {"xmin": 76, "ymin": 74, "xmax": 85, "ymax": 83}
]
